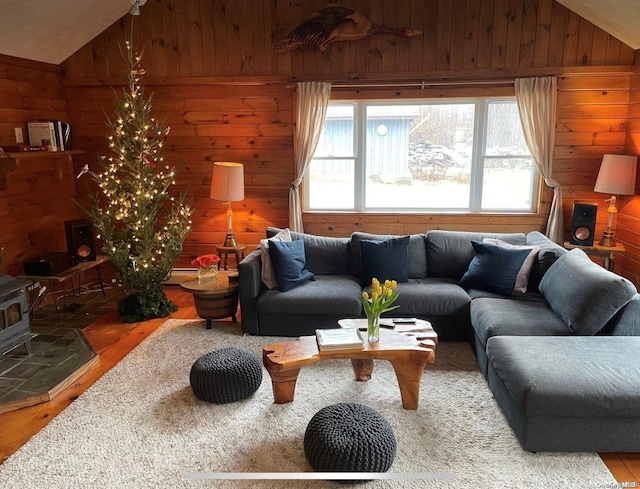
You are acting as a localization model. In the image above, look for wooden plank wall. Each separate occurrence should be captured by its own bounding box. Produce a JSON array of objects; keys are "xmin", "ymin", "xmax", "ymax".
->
[
  {"xmin": 55, "ymin": 0, "xmax": 637, "ymax": 277},
  {"xmin": 621, "ymin": 54, "xmax": 640, "ymax": 289},
  {"xmin": 555, "ymin": 73, "xmax": 631, "ymax": 234},
  {"xmin": 555, "ymin": 70, "xmax": 640, "ymax": 288},
  {"xmin": 0, "ymin": 55, "xmax": 83, "ymax": 276},
  {"xmin": 62, "ymin": 0, "xmax": 634, "ymax": 79},
  {"xmin": 66, "ymin": 83, "xmax": 295, "ymax": 262}
]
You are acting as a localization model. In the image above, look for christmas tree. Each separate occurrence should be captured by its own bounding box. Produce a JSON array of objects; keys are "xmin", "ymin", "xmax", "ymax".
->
[{"xmin": 78, "ymin": 40, "xmax": 192, "ymax": 323}]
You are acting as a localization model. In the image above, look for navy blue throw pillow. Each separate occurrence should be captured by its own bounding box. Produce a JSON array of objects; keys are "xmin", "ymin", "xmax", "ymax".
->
[
  {"xmin": 360, "ymin": 236, "xmax": 410, "ymax": 284},
  {"xmin": 459, "ymin": 240, "xmax": 532, "ymax": 296},
  {"xmin": 268, "ymin": 239, "xmax": 315, "ymax": 292}
]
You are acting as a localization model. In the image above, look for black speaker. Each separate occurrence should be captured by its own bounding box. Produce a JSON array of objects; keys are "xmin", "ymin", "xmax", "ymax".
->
[
  {"xmin": 65, "ymin": 220, "xmax": 96, "ymax": 263},
  {"xmin": 569, "ymin": 202, "xmax": 597, "ymax": 246}
]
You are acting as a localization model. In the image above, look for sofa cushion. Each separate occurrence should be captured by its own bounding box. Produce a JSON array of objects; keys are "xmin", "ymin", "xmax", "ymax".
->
[
  {"xmin": 459, "ymin": 241, "xmax": 532, "ymax": 296},
  {"xmin": 471, "ymin": 297, "xmax": 572, "ymax": 348},
  {"xmin": 525, "ymin": 231, "xmax": 567, "ymax": 291},
  {"xmin": 257, "ymin": 275, "xmax": 363, "ymax": 315},
  {"xmin": 487, "ymin": 336, "xmax": 640, "ymax": 418},
  {"xmin": 483, "ymin": 238, "xmax": 540, "ymax": 293},
  {"xmin": 393, "ymin": 278, "xmax": 471, "ymax": 316},
  {"xmin": 360, "ymin": 236, "xmax": 410, "ymax": 284},
  {"xmin": 467, "ymin": 287, "xmax": 547, "ymax": 302},
  {"xmin": 600, "ymin": 295, "xmax": 640, "ymax": 336},
  {"xmin": 350, "ymin": 232, "xmax": 427, "ymax": 280},
  {"xmin": 268, "ymin": 239, "xmax": 315, "ymax": 292},
  {"xmin": 539, "ymin": 248, "xmax": 637, "ymax": 335},
  {"xmin": 260, "ymin": 228, "xmax": 292, "ymax": 289},
  {"xmin": 267, "ymin": 227, "xmax": 350, "ymax": 275},
  {"xmin": 426, "ymin": 230, "xmax": 526, "ymax": 280}
]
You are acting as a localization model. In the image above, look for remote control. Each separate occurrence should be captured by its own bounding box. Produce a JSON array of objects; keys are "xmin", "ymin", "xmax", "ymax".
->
[{"xmin": 393, "ymin": 318, "xmax": 417, "ymax": 324}]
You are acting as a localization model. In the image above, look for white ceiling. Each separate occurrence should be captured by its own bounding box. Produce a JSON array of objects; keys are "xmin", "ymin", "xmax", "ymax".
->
[
  {"xmin": 0, "ymin": 0, "xmax": 131, "ymax": 65},
  {"xmin": 0, "ymin": 0, "xmax": 638, "ymax": 65},
  {"xmin": 555, "ymin": 0, "xmax": 640, "ymax": 50}
]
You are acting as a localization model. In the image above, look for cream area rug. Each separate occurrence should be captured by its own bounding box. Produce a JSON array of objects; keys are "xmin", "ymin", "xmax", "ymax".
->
[{"xmin": 0, "ymin": 319, "xmax": 617, "ymax": 488}]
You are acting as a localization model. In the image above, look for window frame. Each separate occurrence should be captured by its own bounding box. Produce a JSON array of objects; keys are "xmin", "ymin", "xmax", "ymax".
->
[{"xmin": 304, "ymin": 97, "xmax": 539, "ymax": 214}]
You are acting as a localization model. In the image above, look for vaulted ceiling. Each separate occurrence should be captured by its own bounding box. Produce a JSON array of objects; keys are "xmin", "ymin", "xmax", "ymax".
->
[
  {"xmin": 0, "ymin": 0, "xmax": 639, "ymax": 65},
  {"xmin": 0, "ymin": 0, "xmax": 131, "ymax": 65},
  {"xmin": 555, "ymin": 0, "xmax": 640, "ymax": 51}
]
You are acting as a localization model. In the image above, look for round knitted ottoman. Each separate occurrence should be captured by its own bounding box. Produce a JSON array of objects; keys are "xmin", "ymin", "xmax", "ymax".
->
[
  {"xmin": 304, "ymin": 403, "xmax": 397, "ymax": 474},
  {"xmin": 189, "ymin": 348, "xmax": 262, "ymax": 404}
]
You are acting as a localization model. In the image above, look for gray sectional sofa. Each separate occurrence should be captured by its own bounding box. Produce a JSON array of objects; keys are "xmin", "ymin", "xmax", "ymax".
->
[{"xmin": 238, "ymin": 227, "xmax": 640, "ymax": 452}]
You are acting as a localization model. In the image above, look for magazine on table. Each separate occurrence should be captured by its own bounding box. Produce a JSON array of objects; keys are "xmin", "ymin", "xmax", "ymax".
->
[{"xmin": 316, "ymin": 328, "xmax": 364, "ymax": 351}]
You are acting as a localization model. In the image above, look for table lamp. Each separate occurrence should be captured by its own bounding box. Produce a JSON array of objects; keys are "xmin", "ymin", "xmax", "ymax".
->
[
  {"xmin": 210, "ymin": 162, "xmax": 244, "ymax": 247},
  {"xmin": 593, "ymin": 154, "xmax": 637, "ymax": 247}
]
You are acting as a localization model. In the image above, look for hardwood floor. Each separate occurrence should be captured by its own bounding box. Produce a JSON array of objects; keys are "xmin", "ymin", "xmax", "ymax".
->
[
  {"xmin": 0, "ymin": 285, "xmax": 197, "ymax": 464},
  {"xmin": 0, "ymin": 285, "xmax": 638, "ymax": 486}
]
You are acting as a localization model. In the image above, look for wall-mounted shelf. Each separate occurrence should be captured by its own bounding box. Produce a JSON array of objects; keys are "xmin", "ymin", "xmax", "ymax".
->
[{"xmin": 0, "ymin": 149, "xmax": 85, "ymax": 190}]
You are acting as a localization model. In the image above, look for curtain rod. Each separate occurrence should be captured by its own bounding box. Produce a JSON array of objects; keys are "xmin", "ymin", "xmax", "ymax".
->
[{"xmin": 329, "ymin": 79, "xmax": 515, "ymax": 89}]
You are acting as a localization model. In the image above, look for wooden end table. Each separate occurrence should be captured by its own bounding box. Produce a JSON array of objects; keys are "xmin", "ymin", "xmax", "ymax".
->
[
  {"xmin": 214, "ymin": 244, "xmax": 246, "ymax": 270},
  {"xmin": 263, "ymin": 319, "xmax": 438, "ymax": 410},
  {"xmin": 564, "ymin": 241, "xmax": 625, "ymax": 272},
  {"xmin": 179, "ymin": 271, "xmax": 239, "ymax": 329}
]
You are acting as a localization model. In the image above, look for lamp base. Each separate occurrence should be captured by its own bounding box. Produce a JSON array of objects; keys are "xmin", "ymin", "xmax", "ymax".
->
[
  {"xmin": 223, "ymin": 233, "xmax": 237, "ymax": 247},
  {"xmin": 598, "ymin": 234, "xmax": 616, "ymax": 247}
]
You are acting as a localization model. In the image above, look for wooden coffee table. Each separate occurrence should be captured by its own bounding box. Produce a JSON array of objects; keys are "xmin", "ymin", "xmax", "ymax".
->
[{"xmin": 262, "ymin": 319, "xmax": 438, "ymax": 410}]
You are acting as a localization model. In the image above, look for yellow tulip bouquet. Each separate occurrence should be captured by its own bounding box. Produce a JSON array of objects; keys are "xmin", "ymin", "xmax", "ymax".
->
[{"xmin": 361, "ymin": 277, "xmax": 399, "ymax": 341}]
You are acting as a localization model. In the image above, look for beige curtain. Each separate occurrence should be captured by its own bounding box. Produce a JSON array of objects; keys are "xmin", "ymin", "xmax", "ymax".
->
[
  {"xmin": 289, "ymin": 81, "xmax": 331, "ymax": 232},
  {"xmin": 515, "ymin": 77, "xmax": 563, "ymax": 244}
]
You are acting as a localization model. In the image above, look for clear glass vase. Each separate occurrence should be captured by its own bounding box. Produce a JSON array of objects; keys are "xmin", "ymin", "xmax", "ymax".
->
[
  {"xmin": 367, "ymin": 314, "xmax": 380, "ymax": 342},
  {"xmin": 197, "ymin": 264, "xmax": 218, "ymax": 284}
]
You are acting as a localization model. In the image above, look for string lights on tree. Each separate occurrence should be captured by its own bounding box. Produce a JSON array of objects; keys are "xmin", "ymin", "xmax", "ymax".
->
[{"xmin": 77, "ymin": 39, "xmax": 192, "ymax": 322}]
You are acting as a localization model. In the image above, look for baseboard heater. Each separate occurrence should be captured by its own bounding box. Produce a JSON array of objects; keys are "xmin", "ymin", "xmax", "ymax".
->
[{"xmin": 162, "ymin": 268, "xmax": 198, "ymax": 285}]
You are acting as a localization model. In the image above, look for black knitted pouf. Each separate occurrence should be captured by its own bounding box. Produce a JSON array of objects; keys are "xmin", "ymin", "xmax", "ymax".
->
[
  {"xmin": 304, "ymin": 403, "xmax": 397, "ymax": 474},
  {"xmin": 189, "ymin": 348, "xmax": 262, "ymax": 404}
]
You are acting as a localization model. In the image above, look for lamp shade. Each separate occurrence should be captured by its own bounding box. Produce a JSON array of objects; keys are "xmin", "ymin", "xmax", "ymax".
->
[
  {"xmin": 594, "ymin": 154, "xmax": 637, "ymax": 195},
  {"xmin": 210, "ymin": 162, "xmax": 244, "ymax": 202}
]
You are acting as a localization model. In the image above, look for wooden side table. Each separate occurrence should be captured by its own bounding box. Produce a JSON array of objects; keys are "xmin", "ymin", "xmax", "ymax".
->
[
  {"xmin": 180, "ymin": 271, "xmax": 240, "ymax": 329},
  {"xmin": 214, "ymin": 244, "xmax": 246, "ymax": 270},
  {"xmin": 18, "ymin": 255, "xmax": 108, "ymax": 317},
  {"xmin": 564, "ymin": 242, "xmax": 625, "ymax": 272}
]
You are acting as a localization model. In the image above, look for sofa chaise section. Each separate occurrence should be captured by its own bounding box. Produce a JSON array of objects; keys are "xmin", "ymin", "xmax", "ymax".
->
[{"xmin": 487, "ymin": 336, "xmax": 640, "ymax": 452}]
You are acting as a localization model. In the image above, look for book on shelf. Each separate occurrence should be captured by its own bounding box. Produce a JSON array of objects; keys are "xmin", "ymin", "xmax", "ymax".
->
[
  {"xmin": 27, "ymin": 121, "xmax": 71, "ymax": 151},
  {"xmin": 316, "ymin": 328, "xmax": 364, "ymax": 351},
  {"xmin": 27, "ymin": 121, "xmax": 57, "ymax": 151},
  {"xmin": 60, "ymin": 121, "xmax": 72, "ymax": 149},
  {"xmin": 52, "ymin": 121, "xmax": 63, "ymax": 150},
  {"xmin": 53, "ymin": 121, "xmax": 71, "ymax": 150}
]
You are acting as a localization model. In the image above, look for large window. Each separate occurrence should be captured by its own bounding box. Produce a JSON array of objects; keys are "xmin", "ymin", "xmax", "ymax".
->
[{"xmin": 306, "ymin": 99, "xmax": 537, "ymax": 212}]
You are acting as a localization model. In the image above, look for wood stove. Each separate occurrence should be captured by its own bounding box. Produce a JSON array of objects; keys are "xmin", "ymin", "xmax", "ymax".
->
[{"xmin": 0, "ymin": 274, "xmax": 33, "ymax": 356}]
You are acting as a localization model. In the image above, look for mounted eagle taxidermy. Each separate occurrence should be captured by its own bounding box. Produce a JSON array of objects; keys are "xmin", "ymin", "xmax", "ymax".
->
[{"xmin": 273, "ymin": 5, "xmax": 422, "ymax": 53}]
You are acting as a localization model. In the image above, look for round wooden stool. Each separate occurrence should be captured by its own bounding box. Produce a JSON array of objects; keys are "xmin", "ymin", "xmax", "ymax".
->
[{"xmin": 215, "ymin": 244, "xmax": 247, "ymax": 270}]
